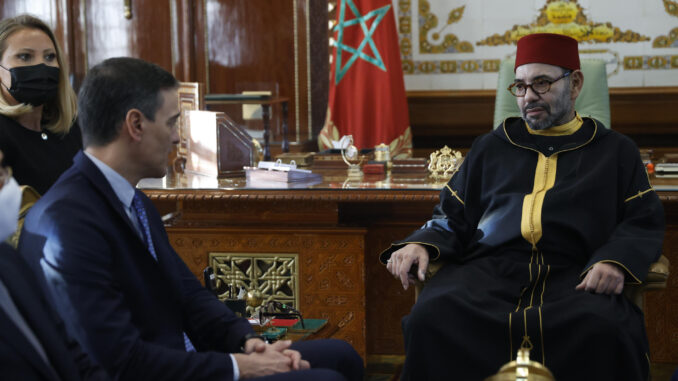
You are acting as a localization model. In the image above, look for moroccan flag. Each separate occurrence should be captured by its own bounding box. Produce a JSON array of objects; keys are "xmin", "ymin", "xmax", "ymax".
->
[{"xmin": 319, "ymin": 0, "xmax": 412, "ymax": 158}]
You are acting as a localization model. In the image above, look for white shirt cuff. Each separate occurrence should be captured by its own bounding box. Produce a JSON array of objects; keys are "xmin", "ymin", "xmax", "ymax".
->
[{"xmin": 229, "ymin": 354, "xmax": 240, "ymax": 380}]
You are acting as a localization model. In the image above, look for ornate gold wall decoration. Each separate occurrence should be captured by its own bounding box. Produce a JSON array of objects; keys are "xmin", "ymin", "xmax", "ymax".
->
[
  {"xmin": 477, "ymin": 0, "xmax": 650, "ymax": 46},
  {"xmin": 209, "ymin": 252, "xmax": 299, "ymax": 315},
  {"xmin": 419, "ymin": 0, "xmax": 473, "ymax": 53},
  {"xmin": 396, "ymin": 0, "xmax": 494, "ymax": 75},
  {"xmin": 654, "ymin": 1, "xmax": 678, "ymax": 48},
  {"xmin": 653, "ymin": 28, "xmax": 678, "ymax": 48},
  {"xmin": 402, "ymin": 59, "xmax": 499, "ymax": 74},
  {"xmin": 664, "ymin": 0, "xmax": 678, "ymax": 17},
  {"xmin": 400, "ymin": 36, "xmax": 412, "ymax": 56},
  {"xmin": 623, "ymin": 55, "xmax": 678, "ymax": 70}
]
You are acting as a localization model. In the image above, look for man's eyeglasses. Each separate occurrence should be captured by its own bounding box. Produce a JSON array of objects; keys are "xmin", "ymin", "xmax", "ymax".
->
[{"xmin": 507, "ymin": 71, "xmax": 571, "ymax": 97}]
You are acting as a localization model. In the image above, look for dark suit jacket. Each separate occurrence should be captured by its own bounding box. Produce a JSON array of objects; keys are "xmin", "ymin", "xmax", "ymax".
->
[
  {"xmin": 0, "ymin": 243, "xmax": 108, "ymax": 381},
  {"xmin": 19, "ymin": 151, "xmax": 253, "ymax": 381}
]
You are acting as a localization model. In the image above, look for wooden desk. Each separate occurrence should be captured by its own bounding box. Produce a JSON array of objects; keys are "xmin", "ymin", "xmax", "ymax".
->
[{"xmin": 141, "ymin": 172, "xmax": 678, "ymax": 363}]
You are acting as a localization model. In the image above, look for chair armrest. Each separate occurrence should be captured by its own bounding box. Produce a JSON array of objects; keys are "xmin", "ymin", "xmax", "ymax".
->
[
  {"xmin": 640, "ymin": 255, "xmax": 670, "ymax": 293},
  {"xmin": 624, "ymin": 255, "xmax": 670, "ymax": 309},
  {"xmin": 414, "ymin": 261, "xmax": 444, "ymax": 299}
]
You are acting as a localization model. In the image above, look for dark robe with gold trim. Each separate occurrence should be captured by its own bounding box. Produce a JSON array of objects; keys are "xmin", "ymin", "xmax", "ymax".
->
[{"xmin": 380, "ymin": 117, "xmax": 664, "ymax": 381}]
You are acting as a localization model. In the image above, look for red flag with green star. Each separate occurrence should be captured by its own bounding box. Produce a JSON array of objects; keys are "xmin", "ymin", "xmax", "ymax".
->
[{"xmin": 319, "ymin": 0, "xmax": 412, "ymax": 158}]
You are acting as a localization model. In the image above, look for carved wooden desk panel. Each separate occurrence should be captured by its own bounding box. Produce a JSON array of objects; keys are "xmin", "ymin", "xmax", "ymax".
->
[
  {"xmin": 141, "ymin": 173, "xmax": 442, "ymax": 361},
  {"xmin": 142, "ymin": 175, "xmax": 678, "ymax": 363}
]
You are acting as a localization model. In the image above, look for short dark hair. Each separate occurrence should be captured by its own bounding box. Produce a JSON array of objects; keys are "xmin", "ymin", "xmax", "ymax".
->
[{"xmin": 77, "ymin": 57, "xmax": 178, "ymax": 147}]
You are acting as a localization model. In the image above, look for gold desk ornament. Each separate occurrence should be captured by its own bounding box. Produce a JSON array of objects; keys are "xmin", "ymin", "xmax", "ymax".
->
[
  {"xmin": 374, "ymin": 143, "xmax": 390, "ymax": 162},
  {"xmin": 245, "ymin": 290, "xmax": 264, "ymax": 309},
  {"xmin": 427, "ymin": 145, "xmax": 463, "ymax": 180},
  {"xmin": 340, "ymin": 135, "xmax": 363, "ymax": 175},
  {"xmin": 252, "ymin": 138, "xmax": 264, "ymax": 165},
  {"xmin": 485, "ymin": 346, "xmax": 555, "ymax": 381}
]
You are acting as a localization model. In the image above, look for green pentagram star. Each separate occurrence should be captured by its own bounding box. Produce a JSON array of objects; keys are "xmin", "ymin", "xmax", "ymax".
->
[{"xmin": 333, "ymin": 0, "xmax": 391, "ymax": 85}]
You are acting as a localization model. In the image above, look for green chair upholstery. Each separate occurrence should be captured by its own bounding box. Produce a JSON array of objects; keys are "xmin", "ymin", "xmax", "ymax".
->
[{"xmin": 493, "ymin": 58, "xmax": 611, "ymax": 129}]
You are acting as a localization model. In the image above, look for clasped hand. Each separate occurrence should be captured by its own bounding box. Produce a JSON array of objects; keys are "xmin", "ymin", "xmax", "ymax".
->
[
  {"xmin": 234, "ymin": 339, "xmax": 310, "ymax": 379},
  {"xmin": 387, "ymin": 244, "xmax": 624, "ymax": 295}
]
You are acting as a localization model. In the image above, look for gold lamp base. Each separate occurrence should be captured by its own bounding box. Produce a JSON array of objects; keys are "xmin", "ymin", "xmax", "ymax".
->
[{"xmin": 485, "ymin": 348, "xmax": 555, "ymax": 381}]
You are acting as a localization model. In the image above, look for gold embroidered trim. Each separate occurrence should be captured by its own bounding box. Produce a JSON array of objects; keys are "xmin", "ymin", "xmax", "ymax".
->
[
  {"xmin": 528, "ymin": 262, "xmax": 542, "ymax": 308},
  {"xmin": 624, "ymin": 187, "xmax": 655, "ymax": 203},
  {"xmin": 380, "ymin": 242, "xmax": 442, "ymax": 262},
  {"xmin": 540, "ymin": 263, "xmax": 551, "ymax": 307},
  {"xmin": 526, "ymin": 112, "xmax": 583, "ymax": 136},
  {"xmin": 508, "ymin": 312, "xmax": 513, "ymax": 361},
  {"xmin": 502, "ymin": 117, "xmax": 598, "ymax": 155},
  {"xmin": 444, "ymin": 184, "xmax": 465, "ymax": 205},
  {"xmin": 579, "ymin": 260, "xmax": 642, "ymax": 285},
  {"xmin": 521, "ymin": 154, "xmax": 558, "ymax": 246},
  {"xmin": 538, "ymin": 306, "xmax": 545, "ymax": 365}
]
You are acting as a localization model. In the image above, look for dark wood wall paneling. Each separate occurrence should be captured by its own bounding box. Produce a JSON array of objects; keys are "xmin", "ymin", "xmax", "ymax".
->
[
  {"xmin": 1, "ymin": 0, "xmax": 327, "ymax": 150},
  {"xmin": 203, "ymin": 0, "xmax": 306, "ymax": 146},
  {"xmin": 309, "ymin": 0, "xmax": 329, "ymax": 137}
]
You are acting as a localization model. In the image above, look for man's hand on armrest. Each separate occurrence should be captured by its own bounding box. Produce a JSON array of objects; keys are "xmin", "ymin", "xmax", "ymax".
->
[
  {"xmin": 575, "ymin": 262, "xmax": 625, "ymax": 295},
  {"xmin": 387, "ymin": 243, "xmax": 430, "ymax": 291}
]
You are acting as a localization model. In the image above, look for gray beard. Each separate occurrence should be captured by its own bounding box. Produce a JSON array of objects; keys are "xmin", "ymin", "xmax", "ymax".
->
[{"xmin": 522, "ymin": 87, "xmax": 573, "ymax": 130}]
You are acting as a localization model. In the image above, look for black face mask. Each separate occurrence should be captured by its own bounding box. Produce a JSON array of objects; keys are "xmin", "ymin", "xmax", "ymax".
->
[{"xmin": 0, "ymin": 63, "xmax": 60, "ymax": 106}]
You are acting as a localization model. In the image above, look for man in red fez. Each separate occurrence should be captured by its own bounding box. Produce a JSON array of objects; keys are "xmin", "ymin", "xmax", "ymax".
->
[{"xmin": 382, "ymin": 33, "xmax": 663, "ymax": 380}]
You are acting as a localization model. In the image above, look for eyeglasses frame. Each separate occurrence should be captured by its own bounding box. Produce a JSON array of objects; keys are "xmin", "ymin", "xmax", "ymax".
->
[{"xmin": 507, "ymin": 70, "xmax": 572, "ymax": 97}]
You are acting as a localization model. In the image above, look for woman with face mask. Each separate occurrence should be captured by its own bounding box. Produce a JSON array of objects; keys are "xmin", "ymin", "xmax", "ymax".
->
[{"xmin": 0, "ymin": 14, "xmax": 79, "ymax": 195}]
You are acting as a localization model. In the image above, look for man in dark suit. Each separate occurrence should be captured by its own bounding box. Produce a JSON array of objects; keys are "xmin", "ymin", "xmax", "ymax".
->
[
  {"xmin": 0, "ymin": 150, "xmax": 109, "ymax": 380},
  {"xmin": 19, "ymin": 57, "xmax": 362, "ymax": 381}
]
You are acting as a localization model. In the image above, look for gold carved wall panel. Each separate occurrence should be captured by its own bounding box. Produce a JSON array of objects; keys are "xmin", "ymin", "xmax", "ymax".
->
[
  {"xmin": 209, "ymin": 253, "xmax": 299, "ymax": 314},
  {"xmin": 166, "ymin": 226, "xmax": 367, "ymax": 359}
]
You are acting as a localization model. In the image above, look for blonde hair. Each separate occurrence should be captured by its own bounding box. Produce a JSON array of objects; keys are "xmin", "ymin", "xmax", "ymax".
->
[{"xmin": 0, "ymin": 14, "xmax": 77, "ymax": 134}]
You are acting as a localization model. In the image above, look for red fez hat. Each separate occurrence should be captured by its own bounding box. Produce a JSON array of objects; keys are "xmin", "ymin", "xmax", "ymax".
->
[{"xmin": 514, "ymin": 33, "xmax": 580, "ymax": 72}]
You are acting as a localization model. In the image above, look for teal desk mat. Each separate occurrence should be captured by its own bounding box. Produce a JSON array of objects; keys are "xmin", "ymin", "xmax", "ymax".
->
[
  {"xmin": 289, "ymin": 318, "xmax": 327, "ymax": 332},
  {"xmin": 261, "ymin": 327, "xmax": 287, "ymax": 341}
]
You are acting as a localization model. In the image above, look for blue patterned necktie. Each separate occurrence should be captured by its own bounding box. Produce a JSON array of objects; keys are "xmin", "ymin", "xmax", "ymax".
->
[{"xmin": 132, "ymin": 191, "xmax": 196, "ymax": 352}]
